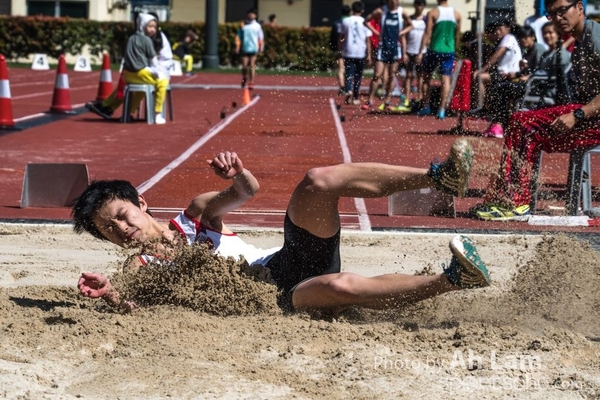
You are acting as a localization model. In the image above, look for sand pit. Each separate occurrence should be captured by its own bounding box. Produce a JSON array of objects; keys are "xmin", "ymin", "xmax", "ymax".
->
[{"xmin": 1, "ymin": 223, "xmax": 599, "ymax": 399}]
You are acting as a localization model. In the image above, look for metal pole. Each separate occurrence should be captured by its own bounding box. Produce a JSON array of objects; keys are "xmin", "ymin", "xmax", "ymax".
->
[
  {"xmin": 476, "ymin": 0, "xmax": 484, "ymax": 109},
  {"xmin": 203, "ymin": 0, "xmax": 219, "ymax": 69}
]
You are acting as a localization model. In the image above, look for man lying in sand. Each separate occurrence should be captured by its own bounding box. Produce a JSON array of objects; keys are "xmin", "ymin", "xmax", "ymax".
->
[{"xmin": 74, "ymin": 139, "xmax": 491, "ymax": 312}]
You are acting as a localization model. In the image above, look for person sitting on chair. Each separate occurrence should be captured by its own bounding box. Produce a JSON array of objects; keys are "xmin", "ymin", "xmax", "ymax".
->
[
  {"xmin": 471, "ymin": 0, "xmax": 600, "ymax": 221},
  {"xmin": 173, "ymin": 30, "xmax": 199, "ymax": 77}
]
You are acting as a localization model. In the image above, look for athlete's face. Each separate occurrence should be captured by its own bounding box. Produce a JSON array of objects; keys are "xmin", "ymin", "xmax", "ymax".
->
[
  {"xmin": 542, "ymin": 25, "xmax": 559, "ymax": 48},
  {"xmin": 546, "ymin": 0, "xmax": 583, "ymax": 34},
  {"xmin": 93, "ymin": 197, "xmax": 154, "ymax": 247},
  {"xmin": 386, "ymin": 0, "xmax": 399, "ymax": 10},
  {"xmin": 145, "ymin": 20, "xmax": 157, "ymax": 37}
]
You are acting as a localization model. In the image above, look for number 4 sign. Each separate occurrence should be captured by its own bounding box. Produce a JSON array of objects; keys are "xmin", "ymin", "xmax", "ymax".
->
[
  {"xmin": 31, "ymin": 53, "xmax": 50, "ymax": 70},
  {"xmin": 170, "ymin": 61, "xmax": 183, "ymax": 76},
  {"xmin": 74, "ymin": 56, "xmax": 92, "ymax": 72}
]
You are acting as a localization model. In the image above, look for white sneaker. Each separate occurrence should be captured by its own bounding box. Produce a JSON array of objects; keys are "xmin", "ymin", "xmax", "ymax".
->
[{"xmin": 154, "ymin": 114, "xmax": 166, "ymax": 125}]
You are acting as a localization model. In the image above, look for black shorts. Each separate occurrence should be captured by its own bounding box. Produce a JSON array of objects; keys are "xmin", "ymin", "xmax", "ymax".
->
[{"xmin": 266, "ymin": 213, "xmax": 341, "ymax": 310}]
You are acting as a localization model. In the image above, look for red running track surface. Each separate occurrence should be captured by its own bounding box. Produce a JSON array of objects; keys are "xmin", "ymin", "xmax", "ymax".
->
[{"xmin": 1, "ymin": 68, "xmax": 599, "ymax": 233}]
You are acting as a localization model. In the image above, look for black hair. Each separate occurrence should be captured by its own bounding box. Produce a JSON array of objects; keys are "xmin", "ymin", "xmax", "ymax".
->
[
  {"xmin": 268, "ymin": 14, "xmax": 276, "ymax": 22},
  {"xmin": 247, "ymin": 7, "xmax": 257, "ymax": 15},
  {"xmin": 545, "ymin": 0, "xmax": 579, "ymax": 9},
  {"xmin": 352, "ymin": 1, "xmax": 365, "ymax": 13},
  {"xmin": 516, "ymin": 25, "xmax": 536, "ymax": 40},
  {"xmin": 485, "ymin": 18, "xmax": 515, "ymax": 34},
  {"xmin": 414, "ymin": 0, "xmax": 426, "ymax": 6},
  {"xmin": 71, "ymin": 180, "xmax": 141, "ymax": 241},
  {"xmin": 542, "ymin": 20, "xmax": 557, "ymax": 32},
  {"xmin": 147, "ymin": 11, "xmax": 164, "ymax": 54},
  {"xmin": 341, "ymin": 5, "xmax": 351, "ymax": 16}
]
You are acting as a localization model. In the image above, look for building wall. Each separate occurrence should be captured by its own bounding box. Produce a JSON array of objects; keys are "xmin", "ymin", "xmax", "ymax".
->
[
  {"xmin": 170, "ymin": 0, "xmax": 227, "ymax": 23},
  {"xmin": 257, "ymin": 0, "xmax": 310, "ymax": 27},
  {"xmin": 10, "ymin": 0, "xmax": 130, "ymax": 20},
  {"xmin": 10, "ymin": 0, "xmax": 533, "ymax": 29}
]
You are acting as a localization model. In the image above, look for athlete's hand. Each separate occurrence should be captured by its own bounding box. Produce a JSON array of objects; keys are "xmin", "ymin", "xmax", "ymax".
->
[
  {"xmin": 415, "ymin": 54, "xmax": 423, "ymax": 64},
  {"xmin": 78, "ymin": 272, "xmax": 111, "ymax": 298},
  {"xmin": 207, "ymin": 151, "xmax": 244, "ymax": 179},
  {"xmin": 550, "ymin": 112, "xmax": 576, "ymax": 134}
]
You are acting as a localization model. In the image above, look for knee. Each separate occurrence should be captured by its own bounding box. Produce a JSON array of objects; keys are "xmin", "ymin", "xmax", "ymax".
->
[
  {"xmin": 372, "ymin": 75, "xmax": 383, "ymax": 83},
  {"xmin": 326, "ymin": 273, "xmax": 362, "ymax": 298}
]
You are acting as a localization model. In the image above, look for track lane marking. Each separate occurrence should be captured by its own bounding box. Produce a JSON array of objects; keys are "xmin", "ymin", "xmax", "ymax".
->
[
  {"xmin": 328, "ymin": 98, "xmax": 372, "ymax": 232},
  {"xmin": 136, "ymin": 96, "xmax": 261, "ymax": 195}
]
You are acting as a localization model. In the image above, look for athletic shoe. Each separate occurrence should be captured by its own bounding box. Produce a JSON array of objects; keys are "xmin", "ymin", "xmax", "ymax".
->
[
  {"xmin": 241, "ymin": 78, "xmax": 247, "ymax": 88},
  {"xmin": 378, "ymin": 103, "xmax": 393, "ymax": 112},
  {"xmin": 470, "ymin": 204, "xmax": 531, "ymax": 221},
  {"xmin": 344, "ymin": 94, "xmax": 351, "ymax": 105},
  {"xmin": 437, "ymin": 109, "xmax": 446, "ymax": 120},
  {"xmin": 445, "ymin": 235, "xmax": 491, "ymax": 289},
  {"xmin": 393, "ymin": 104, "xmax": 412, "ymax": 113},
  {"xmin": 338, "ymin": 87, "xmax": 346, "ymax": 96},
  {"xmin": 417, "ymin": 106, "xmax": 432, "ymax": 116},
  {"xmin": 248, "ymin": 83, "xmax": 254, "ymax": 90},
  {"xmin": 361, "ymin": 101, "xmax": 372, "ymax": 110},
  {"xmin": 403, "ymin": 98, "xmax": 410, "ymax": 108},
  {"xmin": 427, "ymin": 139, "xmax": 473, "ymax": 197},
  {"xmin": 86, "ymin": 101, "xmax": 113, "ymax": 120},
  {"xmin": 352, "ymin": 99, "xmax": 361, "ymax": 106},
  {"xmin": 185, "ymin": 72, "xmax": 194, "ymax": 77},
  {"xmin": 154, "ymin": 114, "xmax": 166, "ymax": 125},
  {"xmin": 483, "ymin": 123, "xmax": 504, "ymax": 138}
]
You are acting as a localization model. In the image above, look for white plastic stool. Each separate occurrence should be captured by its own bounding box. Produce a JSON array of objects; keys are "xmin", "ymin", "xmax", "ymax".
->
[
  {"xmin": 121, "ymin": 84, "xmax": 173, "ymax": 124},
  {"xmin": 581, "ymin": 146, "xmax": 600, "ymax": 213}
]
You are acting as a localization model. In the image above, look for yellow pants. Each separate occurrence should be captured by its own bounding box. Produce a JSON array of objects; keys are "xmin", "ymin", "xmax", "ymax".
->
[
  {"xmin": 103, "ymin": 68, "xmax": 168, "ymax": 114},
  {"xmin": 174, "ymin": 55, "xmax": 194, "ymax": 73}
]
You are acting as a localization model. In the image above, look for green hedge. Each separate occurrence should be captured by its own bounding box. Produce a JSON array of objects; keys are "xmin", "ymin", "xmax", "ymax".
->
[{"xmin": 0, "ymin": 16, "xmax": 336, "ymax": 71}]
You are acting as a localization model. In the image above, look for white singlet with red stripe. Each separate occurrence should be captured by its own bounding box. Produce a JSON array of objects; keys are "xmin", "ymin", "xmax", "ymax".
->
[{"xmin": 139, "ymin": 211, "xmax": 280, "ymax": 266}]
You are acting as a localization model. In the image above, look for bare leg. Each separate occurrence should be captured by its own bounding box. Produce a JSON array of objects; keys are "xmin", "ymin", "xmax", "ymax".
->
[
  {"xmin": 248, "ymin": 55, "xmax": 257, "ymax": 86},
  {"xmin": 382, "ymin": 62, "xmax": 399, "ymax": 105},
  {"xmin": 421, "ymin": 71, "xmax": 432, "ymax": 107},
  {"xmin": 287, "ymin": 163, "xmax": 433, "ymax": 238},
  {"xmin": 439, "ymin": 74, "xmax": 452, "ymax": 111},
  {"xmin": 292, "ymin": 271, "xmax": 458, "ymax": 311},
  {"xmin": 241, "ymin": 56, "xmax": 250, "ymax": 86},
  {"xmin": 366, "ymin": 61, "xmax": 385, "ymax": 104},
  {"xmin": 337, "ymin": 58, "xmax": 345, "ymax": 89}
]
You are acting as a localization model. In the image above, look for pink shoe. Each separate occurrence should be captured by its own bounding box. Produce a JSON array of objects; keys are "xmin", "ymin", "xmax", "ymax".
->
[{"xmin": 483, "ymin": 123, "xmax": 504, "ymax": 138}]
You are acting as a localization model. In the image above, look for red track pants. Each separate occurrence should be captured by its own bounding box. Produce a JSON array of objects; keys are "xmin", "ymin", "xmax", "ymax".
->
[{"xmin": 486, "ymin": 104, "xmax": 600, "ymax": 206}]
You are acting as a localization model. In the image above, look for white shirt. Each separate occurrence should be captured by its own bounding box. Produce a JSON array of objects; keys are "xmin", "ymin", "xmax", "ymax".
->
[
  {"xmin": 529, "ymin": 15, "xmax": 550, "ymax": 51},
  {"xmin": 497, "ymin": 34, "xmax": 523, "ymax": 74},
  {"xmin": 406, "ymin": 15, "xmax": 426, "ymax": 55},
  {"xmin": 157, "ymin": 32, "xmax": 173, "ymax": 80},
  {"xmin": 340, "ymin": 15, "xmax": 372, "ymax": 58}
]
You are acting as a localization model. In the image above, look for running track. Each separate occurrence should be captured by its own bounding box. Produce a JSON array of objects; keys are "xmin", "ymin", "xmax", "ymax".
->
[{"xmin": 1, "ymin": 67, "xmax": 598, "ymax": 233}]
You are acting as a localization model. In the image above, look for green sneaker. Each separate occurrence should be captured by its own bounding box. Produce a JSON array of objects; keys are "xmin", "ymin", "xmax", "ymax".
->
[
  {"xmin": 427, "ymin": 139, "xmax": 473, "ymax": 197},
  {"xmin": 392, "ymin": 104, "xmax": 412, "ymax": 113},
  {"xmin": 470, "ymin": 204, "xmax": 530, "ymax": 221},
  {"xmin": 445, "ymin": 235, "xmax": 491, "ymax": 289}
]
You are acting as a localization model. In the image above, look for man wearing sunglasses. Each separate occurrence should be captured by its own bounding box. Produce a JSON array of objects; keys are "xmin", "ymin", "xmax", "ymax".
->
[{"xmin": 472, "ymin": 0, "xmax": 600, "ymax": 221}]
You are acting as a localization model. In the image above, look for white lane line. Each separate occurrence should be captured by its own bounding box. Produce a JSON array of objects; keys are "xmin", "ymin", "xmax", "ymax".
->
[
  {"xmin": 328, "ymin": 97, "xmax": 372, "ymax": 232},
  {"xmin": 136, "ymin": 95, "xmax": 261, "ymax": 195},
  {"xmin": 149, "ymin": 207, "xmax": 359, "ymax": 218},
  {"xmin": 12, "ymin": 84, "xmax": 97, "ymax": 100},
  {"xmin": 13, "ymin": 102, "xmax": 87, "ymax": 122},
  {"xmin": 170, "ymin": 83, "xmax": 370, "ymax": 92}
]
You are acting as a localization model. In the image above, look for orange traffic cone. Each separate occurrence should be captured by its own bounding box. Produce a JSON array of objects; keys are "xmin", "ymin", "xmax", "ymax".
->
[
  {"xmin": 96, "ymin": 53, "xmax": 113, "ymax": 101},
  {"xmin": 242, "ymin": 87, "xmax": 251, "ymax": 106},
  {"xmin": 0, "ymin": 55, "xmax": 15, "ymax": 129},
  {"xmin": 50, "ymin": 54, "xmax": 74, "ymax": 113}
]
